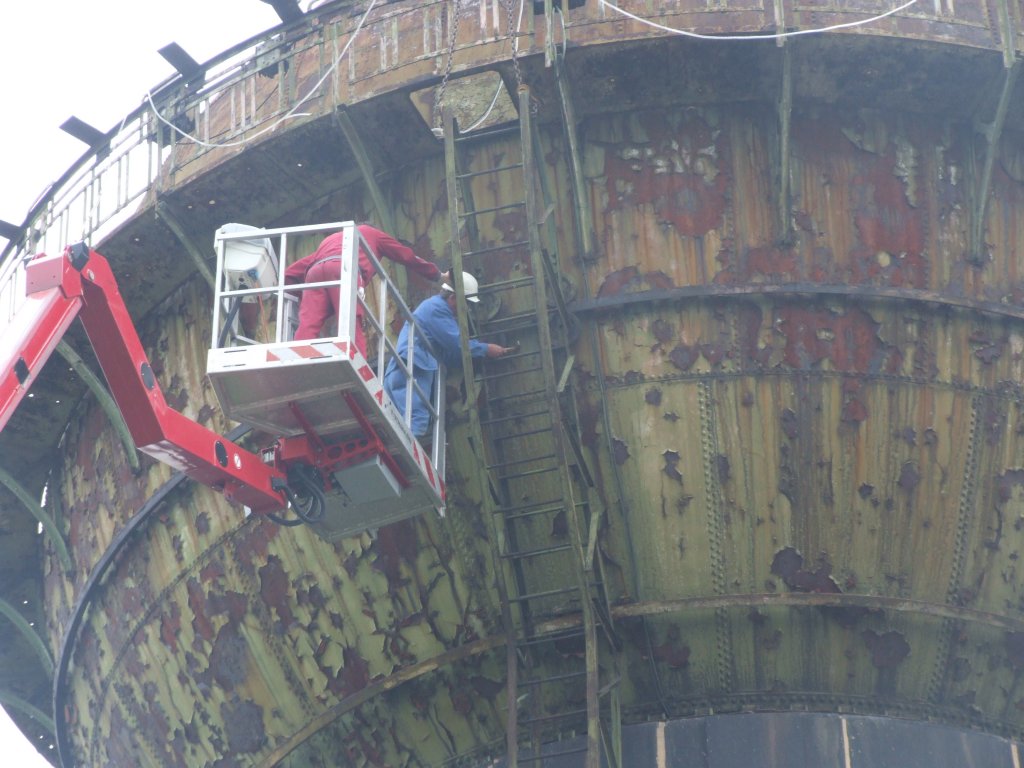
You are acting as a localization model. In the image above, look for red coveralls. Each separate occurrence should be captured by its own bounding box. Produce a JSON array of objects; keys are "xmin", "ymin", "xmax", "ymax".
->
[{"xmin": 284, "ymin": 225, "xmax": 442, "ymax": 356}]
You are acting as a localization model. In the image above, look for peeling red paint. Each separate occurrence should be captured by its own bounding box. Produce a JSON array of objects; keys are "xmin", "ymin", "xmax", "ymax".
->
[
  {"xmin": 651, "ymin": 625, "xmax": 690, "ymax": 669},
  {"xmin": 862, "ymin": 629, "xmax": 910, "ymax": 668},
  {"xmin": 771, "ymin": 547, "xmax": 840, "ymax": 594},
  {"xmin": 997, "ymin": 469, "xmax": 1024, "ymax": 504},
  {"xmin": 602, "ymin": 111, "xmax": 729, "ymax": 237},
  {"xmin": 160, "ymin": 602, "xmax": 182, "ymax": 653},
  {"xmin": 210, "ymin": 624, "xmax": 250, "ymax": 690},
  {"xmin": 187, "ymin": 578, "xmax": 216, "ymax": 645},
  {"xmin": 373, "ymin": 520, "xmax": 419, "ymax": 588},
  {"xmin": 651, "ymin": 318, "xmax": 675, "ymax": 345},
  {"xmin": 258, "ymin": 556, "xmax": 294, "ymax": 629},
  {"xmin": 717, "ymin": 244, "xmax": 800, "ymax": 284},
  {"xmin": 220, "ymin": 698, "xmax": 265, "ymax": 754},
  {"xmin": 700, "ymin": 342, "xmax": 727, "ymax": 367},
  {"xmin": 597, "ymin": 266, "xmax": 676, "ymax": 298},
  {"xmin": 669, "ymin": 343, "xmax": 699, "ymax": 371},
  {"xmin": 337, "ymin": 646, "xmax": 371, "ymax": 696},
  {"xmin": 776, "ymin": 305, "xmax": 894, "ymax": 372},
  {"xmin": 897, "ymin": 462, "xmax": 920, "ymax": 493}
]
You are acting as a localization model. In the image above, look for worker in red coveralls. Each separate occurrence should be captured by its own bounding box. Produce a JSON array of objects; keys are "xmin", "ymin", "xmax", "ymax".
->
[{"xmin": 284, "ymin": 224, "xmax": 448, "ymax": 357}]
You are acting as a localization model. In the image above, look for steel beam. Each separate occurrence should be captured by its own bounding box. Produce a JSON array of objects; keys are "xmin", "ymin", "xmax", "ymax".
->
[
  {"xmin": 776, "ymin": 42, "xmax": 793, "ymax": 244},
  {"xmin": 0, "ymin": 466, "xmax": 71, "ymax": 573},
  {"xmin": 0, "ymin": 689, "xmax": 54, "ymax": 736},
  {"xmin": 333, "ymin": 108, "xmax": 396, "ymax": 235},
  {"xmin": 572, "ymin": 281, "xmax": 1024, "ymax": 323},
  {"xmin": 0, "ymin": 597, "xmax": 53, "ymax": 675},
  {"xmin": 552, "ymin": 39, "xmax": 597, "ymax": 262},
  {"xmin": 971, "ymin": 59, "xmax": 1020, "ymax": 264},
  {"xmin": 154, "ymin": 201, "xmax": 215, "ymax": 288},
  {"xmin": 56, "ymin": 341, "xmax": 139, "ymax": 472}
]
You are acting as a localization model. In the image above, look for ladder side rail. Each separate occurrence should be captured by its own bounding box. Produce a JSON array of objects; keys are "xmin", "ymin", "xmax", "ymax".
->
[
  {"xmin": 520, "ymin": 82, "xmax": 602, "ymax": 768},
  {"xmin": 335, "ymin": 222, "xmax": 360, "ymax": 348},
  {"xmin": 211, "ymin": 235, "xmax": 226, "ymax": 347},
  {"xmin": 276, "ymin": 231, "xmax": 290, "ymax": 343},
  {"xmin": 444, "ymin": 105, "xmax": 522, "ymax": 768}
]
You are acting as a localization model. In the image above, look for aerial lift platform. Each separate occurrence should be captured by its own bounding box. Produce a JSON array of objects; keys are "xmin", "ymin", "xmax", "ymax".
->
[
  {"xmin": 207, "ymin": 222, "xmax": 446, "ymax": 538},
  {"xmin": 0, "ymin": 222, "xmax": 446, "ymax": 540}
]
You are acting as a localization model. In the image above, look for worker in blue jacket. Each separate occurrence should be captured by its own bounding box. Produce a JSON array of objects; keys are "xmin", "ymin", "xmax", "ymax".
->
[{"xmin": 384, "ymin": 272, "xmax": 513, "ymax": 439}]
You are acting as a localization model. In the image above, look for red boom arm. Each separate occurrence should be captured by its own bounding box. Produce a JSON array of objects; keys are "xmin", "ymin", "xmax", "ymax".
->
[{"xmin": 0, "ymin": 244, "xmax": 288, "ymax": 514}]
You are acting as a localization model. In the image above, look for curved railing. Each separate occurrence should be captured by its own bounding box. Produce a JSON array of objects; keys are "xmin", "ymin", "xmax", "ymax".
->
[
  {"xmin": 0, "ymin": 0, "xmax": 1011, "ymax": 381},
  {"xmin": 1, "ymin": 0, "xmax": 1011, "ymax": 263}
]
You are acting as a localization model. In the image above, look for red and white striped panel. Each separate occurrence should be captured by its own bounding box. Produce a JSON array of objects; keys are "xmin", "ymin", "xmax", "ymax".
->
[
  {"xmin": 267, "ymin": 340, "xmax": 445, "ymax": 502},
  {"xmin": 266, "ymin": 340, "xmax": 350, "ymax": 362}
]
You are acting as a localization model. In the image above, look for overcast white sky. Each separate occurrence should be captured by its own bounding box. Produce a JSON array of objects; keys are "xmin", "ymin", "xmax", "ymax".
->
[
  {"xmin": 0, "ymin": 1, "xmax": 285, "ymax": 763},
  {"xmin": 0, "ymin": 0, "xmax": 284, "ymax": 251}
]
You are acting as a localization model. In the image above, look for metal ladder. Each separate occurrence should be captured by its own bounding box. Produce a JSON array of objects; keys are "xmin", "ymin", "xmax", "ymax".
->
[{"xmin": 443, "ymin": 84, "xmax": 613, "ymax": 768}]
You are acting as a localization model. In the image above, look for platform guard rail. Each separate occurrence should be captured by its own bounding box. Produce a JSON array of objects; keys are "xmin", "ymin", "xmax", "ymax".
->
[{"xmin": 210, "ymin": 221, "xmax": 447, "ymax": 480}]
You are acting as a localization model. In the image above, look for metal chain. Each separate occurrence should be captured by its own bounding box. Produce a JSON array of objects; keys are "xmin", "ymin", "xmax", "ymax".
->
[
  {"xmin": 503, "ymin": 0, "xmax": 523, "ymax": 90},
  {"xmin": 434, "ymin": 0, "xmax": 462, "ymax": 128}
]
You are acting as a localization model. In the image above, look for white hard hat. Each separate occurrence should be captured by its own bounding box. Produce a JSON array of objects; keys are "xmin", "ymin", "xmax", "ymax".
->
[{"xmin": 442, "ymin": 271, "xmax": 481, "ymax": 303}]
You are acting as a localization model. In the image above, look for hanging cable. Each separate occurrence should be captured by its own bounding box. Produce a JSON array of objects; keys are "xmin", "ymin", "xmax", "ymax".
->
[
  {"xmin": 597, "ymin": 0, "xmax": 918, "ymax": 42},
  {"xmin": 433, "ymin": 0, "xmax": 464, "ymax": 132},
  {"xmin": 147, "ymin": 0, "xmax": 380, "ymax": 149},
  {"xmin": 457, "ymin": 0, "xmax": 526, "ymax": 133},
  {"xmin": 268, "ymin": 463, "xmax": 327, "ymax": 526}
]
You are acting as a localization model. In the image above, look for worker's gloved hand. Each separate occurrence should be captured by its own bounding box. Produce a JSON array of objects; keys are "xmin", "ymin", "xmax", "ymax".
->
[
  {"xmin": 439, "ymin": 269, "xmax": 452, "ymax": 284},
  {"xmin": 486, "ymin": 343, "xmax": 515, "ymax": 358}
]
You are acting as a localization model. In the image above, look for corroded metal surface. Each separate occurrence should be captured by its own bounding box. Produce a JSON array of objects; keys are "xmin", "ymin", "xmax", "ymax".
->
[{"xmin": 4, "ymin": 0, "xmax": 1024, "ymax": 765}]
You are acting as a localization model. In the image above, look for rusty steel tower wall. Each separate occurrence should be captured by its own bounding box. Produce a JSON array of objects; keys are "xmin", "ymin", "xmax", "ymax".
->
[{"xmin": 3, "ymin": 0, "xmax": 1024, "ymax": 766}]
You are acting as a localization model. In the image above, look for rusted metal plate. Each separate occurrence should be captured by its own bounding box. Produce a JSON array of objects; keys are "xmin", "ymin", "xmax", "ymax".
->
[{"xmin": 4, "ymin": 0, "xmax": 1024, "ymax": 765}]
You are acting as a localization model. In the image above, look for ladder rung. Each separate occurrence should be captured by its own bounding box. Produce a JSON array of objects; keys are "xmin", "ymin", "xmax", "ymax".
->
[
  {"xmin": 520, "ymin": 707, "xmax": 588, "ymax": 727},
  {"xmin": 520, "ymin": 625, "xmax": 585, "ymax": 645},
  {"xmin": 502, "ymin": 542, "xmax": 572, "ymax": 560},
  {"xmin": 482, "ymin": 408, "xmax": 555, "ymax": 428},
  {"xmin": 459, "ymin": 200, "xmax": 525, "ymax": 218},
  {"xmin": 517, "ymin": 745, "xmax": 590, "ymax": 764},
  {"xmin": 499, "ymin": 497, "xmax": 564, "ymax": 515},
  {"xmin": 476, "ymin": 315, "xmax": 544, "ymax": 334},
  {"xmin": 456, "ymin": 162, "xmax": 524, "ymax": 179},
  {"xmin": 504, "ymin": 505, "xmax": 581, "ymax": 524},
  {"xmin": 519, "ymin": 669, "xmax": 587, "ymax": 687},
  {"xmin": 488, "ymin": 453, "xmax": 557, "ymax": 471},
  {"xmin": 502, "ymin": 502, "xmax": 576, "ymax": 522},
  {"xmin": 497, "ymin": 465, "xmax": 560, "ymax": 483},
  {"xmin": 478, "ymin": 363, "xmax": 543, "ymax": 382},
  {"xmin": 463, "ymin": 240, "xmax": 530, "ymax": 258},
  {"xmin": 509, "ymin": 584, "xmax": 579, "ymax": 602},
  {"xmin": 478, "ymin": 274, "xmax": 536, "ymax": 292},
  {"xmin": 492, "ymin": 424, "xmax": 554, "ymax": 442},
  {"xmin": 481, "ymin": 408, "xmax": 550, "ymax": 426},
  {"xmin": 487, "ymin": 387, "xmax": 549, "ymax": 404},
  {"xmin": 455, "ymin": 123, "xmax": 519, "ymax": 142}
]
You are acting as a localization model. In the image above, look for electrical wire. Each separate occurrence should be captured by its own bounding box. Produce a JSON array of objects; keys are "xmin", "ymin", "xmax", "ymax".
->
[
  {"xmin": 597, "ymin": 0, "xmax": 919, "ymax": 42},
  {"xmin": 146, "ymin": 0, "xmax": 380, "ymax": 149}
]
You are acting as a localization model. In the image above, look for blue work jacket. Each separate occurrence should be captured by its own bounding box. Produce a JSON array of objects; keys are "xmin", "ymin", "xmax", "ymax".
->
[{"xmin": 387, "ymin": 294, "xmax": 489, "ymax": 375}]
